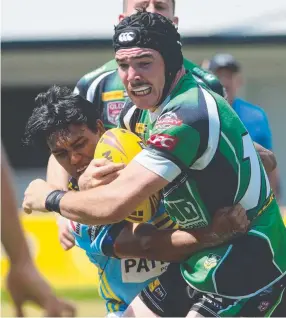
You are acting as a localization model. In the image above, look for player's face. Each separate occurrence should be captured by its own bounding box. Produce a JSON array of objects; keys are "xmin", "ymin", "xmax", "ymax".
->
[
  {"xmin": 116, "ymin": 48, "xmax": 165, "ymax": 109},
  {"xmin": 48, "ymin": 122, "xmax": 105, "ymax": 180},
  {"xmin": 214, "ymin": 68, "xmax": 241, "ymax": 105},
  {"xmin": 120, "ymin": 0, "xmax": 178, "ymax": 25}
]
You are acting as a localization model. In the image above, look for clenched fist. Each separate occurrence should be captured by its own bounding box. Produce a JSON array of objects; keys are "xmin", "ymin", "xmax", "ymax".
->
[
  {"xmin": 211, "ymin": 203, "xmax": 250, "ymax": 243},
  {"xmin": 22, "ymin": 179, "xmax": 58, "ymax": 214}
]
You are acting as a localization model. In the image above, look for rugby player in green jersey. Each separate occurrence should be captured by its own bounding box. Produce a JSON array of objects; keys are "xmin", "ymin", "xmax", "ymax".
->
[
  {"xmin": 47, "ymin": 0, "xmax": 226, "ymax": 257},
  {"xmin": 23, "ymin": 10, "xmax": 285, "ymax": 317},
  {"xmin": 47, "ymin": 0, "xmax": 224, "ymax": 196}
]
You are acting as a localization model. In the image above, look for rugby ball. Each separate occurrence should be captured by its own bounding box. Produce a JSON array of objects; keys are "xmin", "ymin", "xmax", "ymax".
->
[{"xmin": 94, "ymin": 128, "xmax": 160, "ymax": 223}]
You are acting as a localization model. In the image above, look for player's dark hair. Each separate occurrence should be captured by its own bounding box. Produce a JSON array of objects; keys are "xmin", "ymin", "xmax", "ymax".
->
[
  {"xmin": 123, "ymin": 0, "xmax": 176, "ymax": 14},
  {"xmin": 24, "ymin": 85, "xmax": 100, "ymax": 147}
]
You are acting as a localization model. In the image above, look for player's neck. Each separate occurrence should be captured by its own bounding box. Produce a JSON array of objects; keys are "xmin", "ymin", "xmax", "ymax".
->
[{"xmin": 168, "ymin": 67, "xmax": 186, "ymax": 95}]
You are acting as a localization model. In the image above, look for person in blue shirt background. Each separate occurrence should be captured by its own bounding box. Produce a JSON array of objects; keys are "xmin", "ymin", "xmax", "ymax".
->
[{"xmin": 202, "ymin": 53, "xmax": 280, "ymax": 200}]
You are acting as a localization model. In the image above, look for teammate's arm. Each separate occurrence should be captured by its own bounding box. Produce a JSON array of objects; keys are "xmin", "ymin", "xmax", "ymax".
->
[{"xmin": 253, "ymin": 142, "xmax": 277, "ymax": 175}]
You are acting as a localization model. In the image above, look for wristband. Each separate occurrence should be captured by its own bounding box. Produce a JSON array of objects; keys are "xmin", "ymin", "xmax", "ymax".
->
[{"xmin": 45, "ymin": 190, "xmax": 67, "ymax": 214}]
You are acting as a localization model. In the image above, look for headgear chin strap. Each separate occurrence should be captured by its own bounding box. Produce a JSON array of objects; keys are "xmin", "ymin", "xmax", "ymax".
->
[{"xmin": 113, "ymin": 10, "xmax": 183, "ymax": 106}]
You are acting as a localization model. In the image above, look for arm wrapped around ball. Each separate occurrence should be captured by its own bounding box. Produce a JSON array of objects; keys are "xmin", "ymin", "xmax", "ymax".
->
[{"xmin": 112, "ymin": 204, "xmax": 249, "ymax": 262}]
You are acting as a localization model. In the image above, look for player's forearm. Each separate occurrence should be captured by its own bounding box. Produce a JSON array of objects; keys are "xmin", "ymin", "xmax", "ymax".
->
[
  {"xmin": 114, "ymin": 226, "xmax": 223, "ymax": 262},
  {"xmin": 59, "ymin": 186, "xmax": 132, "ymax": 225},
  {"xmin": 58, "ymin": 165, "xmax": 161, "ymax": 224},
  {"xmin": 46, "ymin": 154, "xmax": 70, "ymax": 190},
  {"xmin": 254, "ymin": 142, "xmax": 277, "ymax": 174}
]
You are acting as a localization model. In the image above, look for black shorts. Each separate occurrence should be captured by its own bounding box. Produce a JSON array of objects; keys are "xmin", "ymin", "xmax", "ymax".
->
[
  {"xmin": 139, "ymin": 263, "xmax": 225, "ymax": 317},
  {"xmin": 139, "ymin": 263, "xmax": 286, "ymax": 317}
]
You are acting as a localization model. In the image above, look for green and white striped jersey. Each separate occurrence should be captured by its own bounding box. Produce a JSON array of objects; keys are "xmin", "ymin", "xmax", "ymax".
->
[
  {"xmin": 119, "ymin": 71, "xmax": 286, "ymax": 297},
  {"xmin": 120, "ymin": 71, "xmax": 270, "ymax": 228}
]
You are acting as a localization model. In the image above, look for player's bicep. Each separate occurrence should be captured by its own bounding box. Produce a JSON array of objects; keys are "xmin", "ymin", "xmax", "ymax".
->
[{"xmin": 110, "ymin": 159, "xmax": 169, "ymax": 213}]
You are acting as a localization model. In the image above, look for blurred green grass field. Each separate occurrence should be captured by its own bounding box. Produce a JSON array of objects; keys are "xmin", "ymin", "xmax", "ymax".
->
[{"xmin": 1, "ymin": 289, "xmax": 106, "ymax": 317}]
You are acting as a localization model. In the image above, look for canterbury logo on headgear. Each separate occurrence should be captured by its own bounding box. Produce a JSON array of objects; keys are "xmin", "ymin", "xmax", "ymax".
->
[{"xmin": 118, "ymin": 31, "xmax": 136, "ymax": 44}]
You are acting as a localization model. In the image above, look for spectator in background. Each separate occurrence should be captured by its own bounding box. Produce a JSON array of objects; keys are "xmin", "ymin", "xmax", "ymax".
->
[
  {"xmin": 202, "ymin": 53, "xmax": 281, "ymax": 200},
  {"xmin": 1, "ymin": 145, "xmax": 76, "ymax": 317}
]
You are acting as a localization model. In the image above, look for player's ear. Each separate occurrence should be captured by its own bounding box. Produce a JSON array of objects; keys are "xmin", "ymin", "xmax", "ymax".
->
[
  {"xmin": 173, "ymin": 16, "xmax": 179, "ymax": 27},
  {"xmin": 118, "ymin": 14, "xmax": 126, "ymax": 22},
  {"xmin": 96, "ymin": 120, "xmax": 105, "ymax": 137}
]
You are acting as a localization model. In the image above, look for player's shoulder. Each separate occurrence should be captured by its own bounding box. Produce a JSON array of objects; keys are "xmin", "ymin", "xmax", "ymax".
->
[
  {"xmin": 183, "ymin": 58, "xmax": 225, "ymax": 97},
  {"xmin": 234, "ymin": 98, "xmax": 269, "ymax": 123},
  {"xmin": 75, "ymin": 59, "xmax": 118, "ymax": 96},
  {"xmin": 163, "ymin": 78, "xmax": 226, "ymax": 129},
  {"xmin": 170, "ymin": 75, "xmax": 223, "ymax": 111}
]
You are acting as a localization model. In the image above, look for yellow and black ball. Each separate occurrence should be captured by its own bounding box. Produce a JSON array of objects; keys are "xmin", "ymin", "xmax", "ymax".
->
[{"xmin": 94, "ymin": 128, "xmax": 160, "ymax": 223}]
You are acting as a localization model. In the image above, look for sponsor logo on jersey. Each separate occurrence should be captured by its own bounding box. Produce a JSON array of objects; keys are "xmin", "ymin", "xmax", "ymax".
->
[
  {"xmin": 147, "ymin": 134, "xmax": 178, "ymax": 151},
  {"xmin": 118, "ymin": 31, "xmax": 136, "ymax": 44},
  {"xmin": 102, "ymin": 90, "xmax": 125, "ymax": 102},
  {"xmin": 203, "ymin": 254, "xmax": 221, "ymax": 270},
  {"xmin": 69, "ymin": 221, "xmax": 82, "ymax": 237},
  {"xmin": 149, "ymin": 278, "xmax": 167, "ymax": 301},
  {"xmin": 121, "ymin": 259, "xmax": 168, "ymax": 283},
  {"xmin": 135, "ymin": 123, "xmax": 147, "ymax": 134},
  {"xmin": 155, "ymin": 112, "xmax": 182, "ymax": 130},
  {"xmin": 258, "ymin": 301, "xmax": 270, "ymax": 312},
  {"xmin": 107, "ymin": 101, "xmax": 125, "ymax": 125},
  {"xmin": 88, "ymin": 225, "xmax": 103, "ymax": 242},
  {"xmin": 202, "ymin": 295, "xmax": 223, "ymax": 310}
]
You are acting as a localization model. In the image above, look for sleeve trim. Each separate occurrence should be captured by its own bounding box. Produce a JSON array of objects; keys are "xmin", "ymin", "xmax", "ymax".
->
[{"xmin": 134, "ymin": 149, "xmax": 181, "ymax": 182}]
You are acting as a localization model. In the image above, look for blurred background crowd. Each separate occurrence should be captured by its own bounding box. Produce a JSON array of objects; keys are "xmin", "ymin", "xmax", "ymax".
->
[{"xmin": 2, "ymin": 0, "xmax": 286, "ymax": 316}]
